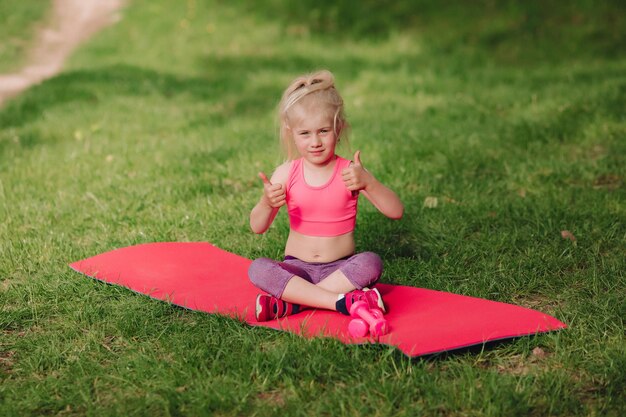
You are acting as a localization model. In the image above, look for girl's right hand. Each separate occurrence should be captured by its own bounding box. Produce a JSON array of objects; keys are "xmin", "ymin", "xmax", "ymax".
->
[{"xmin": 259, "ymin": 172, "xmax": 286, "ymax": 208}]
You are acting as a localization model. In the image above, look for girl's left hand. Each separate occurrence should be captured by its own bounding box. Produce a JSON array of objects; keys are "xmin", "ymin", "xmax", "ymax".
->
[{"xmin": 342, "ymin": 150, "xmax": 374, "ymax": 192}]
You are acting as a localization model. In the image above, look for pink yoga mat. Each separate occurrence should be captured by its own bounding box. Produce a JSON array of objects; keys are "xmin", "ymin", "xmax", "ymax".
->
[{"xmin": 69, "ymin": 242, "xmax": 566, "ymax": 357}]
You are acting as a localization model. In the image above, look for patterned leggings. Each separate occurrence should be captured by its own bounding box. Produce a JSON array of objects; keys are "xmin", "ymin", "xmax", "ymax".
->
[{"xmin": 248, "ymin": 252, "xmax": 383, "ymax": 298}]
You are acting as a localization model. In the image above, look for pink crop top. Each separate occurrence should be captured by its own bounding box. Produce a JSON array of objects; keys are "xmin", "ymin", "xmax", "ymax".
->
[{"xmin": 286, "ymin": 156, "xmax": 358, "ymax": 237}]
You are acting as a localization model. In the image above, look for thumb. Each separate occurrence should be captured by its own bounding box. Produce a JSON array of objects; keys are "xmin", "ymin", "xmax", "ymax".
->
[
  {"xmin": 353, "ymin": 150, "xmax": 362, "ymax": 167},
  {"xmin": 258, "ymin": 172, "xmax": 272, "ymax": 185}
]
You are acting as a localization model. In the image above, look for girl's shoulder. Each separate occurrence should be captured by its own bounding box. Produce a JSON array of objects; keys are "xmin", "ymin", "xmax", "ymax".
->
[{"xmin": 270, "ymin": 160, "xmax": 295, "ymax": 185}]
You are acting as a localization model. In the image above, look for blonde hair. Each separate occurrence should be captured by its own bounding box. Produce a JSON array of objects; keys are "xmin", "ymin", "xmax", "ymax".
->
[{"xmin": 278, "ymin": 70, "xmax": 350, "ymax": 160}]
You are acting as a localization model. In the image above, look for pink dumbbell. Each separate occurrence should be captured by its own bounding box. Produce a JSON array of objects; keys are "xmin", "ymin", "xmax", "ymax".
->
[{"xmin": 348, "ymin": 300, "xmax": 388, "ymax": 338}]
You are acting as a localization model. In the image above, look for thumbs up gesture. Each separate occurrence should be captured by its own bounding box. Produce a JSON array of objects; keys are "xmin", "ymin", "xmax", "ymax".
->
[
  {"xmin": 258, "ymin": 172, "xmax": 286, "ymax": 208},
  {"xmin": 342, "ymin": 150, "xmax": 374, "ymax": 192}
]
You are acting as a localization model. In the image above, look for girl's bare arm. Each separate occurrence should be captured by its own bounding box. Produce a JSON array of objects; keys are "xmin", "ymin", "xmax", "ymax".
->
[
  {"xmin": 249, "ymin": 162, "xmax": 291, "ymax": 234},
  {"xmin": 342, "ymin": 151, "xmax": 404, "ymax": 219}
]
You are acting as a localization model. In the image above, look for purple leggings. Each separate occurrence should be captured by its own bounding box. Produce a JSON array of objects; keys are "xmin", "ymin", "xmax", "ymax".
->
[{"xmin": 248, "ymin": 252, "xmax": 383, "ymax": 298}]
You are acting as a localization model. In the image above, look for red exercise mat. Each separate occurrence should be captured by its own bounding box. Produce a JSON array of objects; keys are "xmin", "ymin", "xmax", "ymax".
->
[{"xmin": 69, "ymin": 242, "xmax": 566, "ymax": 357}]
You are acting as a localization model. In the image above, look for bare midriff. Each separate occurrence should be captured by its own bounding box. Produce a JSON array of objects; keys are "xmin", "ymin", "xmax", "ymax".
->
[{"xmin": 284, "ymin": 229, "xmax": 355, "ymax": 263}]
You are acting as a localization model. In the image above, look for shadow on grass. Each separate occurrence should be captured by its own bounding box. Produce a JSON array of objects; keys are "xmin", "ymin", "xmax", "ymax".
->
[
  {"xmin": 0, "ymin": 49, "xmax": 426, "ymax": 159},
  {"xmin": 0, "ymin": 50, "xmax": 405, "ymax": 133},
  {"xmin": 332, "ymin": 332, "xmax": 559, "ymax": 364},
  {"xmin": 0, "ymin": 64, "xmax": 270, "ymax": 130},
  {"xmin": 242, "ymin": 0, "xmax": 625, "ymax": 63},
  {"xmin": 0, "ymin": 62, "xmax": 283, "ymax": 156}
]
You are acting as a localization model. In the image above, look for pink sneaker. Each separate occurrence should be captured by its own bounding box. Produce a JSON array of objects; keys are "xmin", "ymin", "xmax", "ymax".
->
[
  {"xmin": 343, "ymin": 287, "xmax": 386, "ymax": 314},
  {"xmin": 255, "ymin": 294, "xmax": 300, "ymax": 322}
]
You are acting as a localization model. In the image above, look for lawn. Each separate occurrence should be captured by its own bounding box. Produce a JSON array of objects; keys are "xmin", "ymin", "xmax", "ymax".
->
[
  {"xmin": 0, "ymin": 0, "xmax": 51, "ymax": 73},
  {"xmin": 1, "ymin": 0, "xmax": 625, "ymax": 415}
]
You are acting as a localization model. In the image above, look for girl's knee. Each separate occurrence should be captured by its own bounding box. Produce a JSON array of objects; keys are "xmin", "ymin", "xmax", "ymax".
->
[
  {"xmin": 248, "ymin": 257, "xmax": 275, "ymax": 288},
  {"xmin": 343, "ymin": 252, "xmax": 383, "ymax": 288},
  {"xmin": 359, "ymin": 252, "xmax": 383, "ymax": 275},
  {"xmin": 248, "ymin": 257, "xmax": 293, "ymax": 298}
]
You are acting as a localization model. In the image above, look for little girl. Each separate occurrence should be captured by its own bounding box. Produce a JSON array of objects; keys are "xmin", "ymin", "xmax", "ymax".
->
[{"xmin": 249, "ymin": 70, "xmax": 403, "ymax": 321}]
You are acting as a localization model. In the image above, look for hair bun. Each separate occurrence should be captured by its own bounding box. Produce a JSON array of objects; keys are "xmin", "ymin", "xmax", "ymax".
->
[{"xmin": 293, "ymin": 70, "xmax": 334, "ymax": 91}]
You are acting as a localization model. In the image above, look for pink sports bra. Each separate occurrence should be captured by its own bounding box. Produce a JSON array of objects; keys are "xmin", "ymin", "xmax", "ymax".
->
[{"xmin": 286, "ymin": 156, "xmax": 358, "ymax": 237}]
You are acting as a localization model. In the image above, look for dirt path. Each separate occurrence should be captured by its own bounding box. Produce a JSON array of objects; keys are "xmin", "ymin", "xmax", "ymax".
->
[{"xmin": 0, "ymin": 0, "xmax": 124, "ymax": 106}]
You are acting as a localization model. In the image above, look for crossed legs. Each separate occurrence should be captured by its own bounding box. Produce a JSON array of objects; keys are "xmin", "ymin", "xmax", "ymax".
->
[{"xmin": 248, "ymin": 252, "xmax": 383, "ymax": 311}]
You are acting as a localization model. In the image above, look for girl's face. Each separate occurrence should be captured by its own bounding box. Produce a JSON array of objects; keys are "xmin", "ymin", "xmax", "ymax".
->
[{"xmin": 288, "ymin": 104, "xmax": 339, "ymax": 166}]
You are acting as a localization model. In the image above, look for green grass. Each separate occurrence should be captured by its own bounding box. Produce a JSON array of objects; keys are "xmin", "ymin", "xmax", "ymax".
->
[
  {"xmin": 1, "ymin": 0, "xmax": 625, "ymax": 415},
  {"xmin": 0, "ymin": 0, "xmax": 51, "ymax": 72}
]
